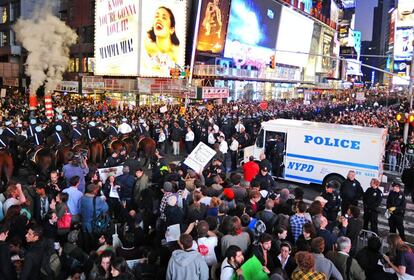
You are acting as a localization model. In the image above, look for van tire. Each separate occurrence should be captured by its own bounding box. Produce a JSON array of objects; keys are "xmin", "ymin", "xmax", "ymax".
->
[{"xmin": 323, "ymin": 174, "xmax": 345, "ymax": 189}]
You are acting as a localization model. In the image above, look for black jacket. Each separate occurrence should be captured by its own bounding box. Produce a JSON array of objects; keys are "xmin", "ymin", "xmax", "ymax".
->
[
  {"xmin": 321, "ymin": 190, "xmax": 341, "ymax": 221},
  {"xmin": 386, "ymin": 191, "xmax": 406, "ymax": 217},
  {"xmin": 0, "ymin": 241, "xmax": 16, "ymax": 280},
  {"xmin": 340, "ymin": 179, "xmax": 363, "ymax": 203},
  {"xmin": 254, "ymin": 173, "xmax": 277, "ymax": 191},
  {"xmin": 20, "ymin": 241, "xmax": 44, "ymax": 280},
  {"xmin": 363, "ymin": 187, "xmax": 382, "ymax": 212}
]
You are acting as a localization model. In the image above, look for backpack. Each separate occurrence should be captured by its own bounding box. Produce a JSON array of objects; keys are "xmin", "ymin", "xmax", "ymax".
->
[
  {"xmin": 40, "ymin": 249, "xmax": 61, "ymax": 279},
  {"xmin": 92, "ymin": 196, "xmax": 111, "ymax": 235}
]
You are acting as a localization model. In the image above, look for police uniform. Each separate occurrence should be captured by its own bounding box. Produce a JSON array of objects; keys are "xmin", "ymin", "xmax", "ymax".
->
[
  {"xmin": 321, "ymin": 189, "xmax": 341, "ymax": 222},
  {"xmin": 363, "ymin": 186, "xmax": 382, "ymax": 233},
  {"xmin": 106, "ymin": 124, "xmax": 119, "ymax": 138},
  {"xmin": 0, "ymin": 135, "xmax": 7, "ymax": 149},
  {"xmin": 118, "ymin": 118, "xmax": 132, "ymax": 135},
  {"xmin": 70, "ymin": 123, "xmax": 84, "ymax": 142},
  {"xmin": 386, "ymin": 189, "xmax": 406, "ymax": 240},
  {"xmin": 87, "ymin": 122, "xmax": 102, "ymax": 141},
  {"xmin": 2, "ymin": 124, "xmax": 16, "ymax": 139},
  {"xmin": 32, "ymin": 127, "xmax": 45, "ymax": 147},
  {"xmin": 53, "ymin": 131, "xmax": 64, "ymax": 146}
]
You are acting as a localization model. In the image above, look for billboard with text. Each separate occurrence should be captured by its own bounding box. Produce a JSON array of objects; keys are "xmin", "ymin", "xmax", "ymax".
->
[{"xmin": 94, "ymin": 0, "xmax": 139, "ymax": 76}]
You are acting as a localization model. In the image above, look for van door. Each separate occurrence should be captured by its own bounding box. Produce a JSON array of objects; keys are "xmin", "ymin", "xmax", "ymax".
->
[
  {"xmin": 264, "ymin": 131, "xmax": 287, "ymax": 177},
  {"xmin": 253, "ymin": 129, "xmax": 265, "ymax": 159}
]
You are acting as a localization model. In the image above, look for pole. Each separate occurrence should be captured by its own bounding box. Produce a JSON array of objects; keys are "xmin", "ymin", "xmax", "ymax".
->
[{"xmin": 403, "ymin": 40, "xmax": 414, "ymax": 143}]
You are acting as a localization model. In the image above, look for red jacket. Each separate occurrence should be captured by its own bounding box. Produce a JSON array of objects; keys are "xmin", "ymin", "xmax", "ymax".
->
[{"xmin": 243, "ymin": 161, "xmax": 260, "ymax": 182}]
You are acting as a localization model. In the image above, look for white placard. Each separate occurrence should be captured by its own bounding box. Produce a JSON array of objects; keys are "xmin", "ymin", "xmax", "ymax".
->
[
  {"xmin": 0, "ymin": 89, "xmax": 6, "ymax": 98},
  {"xmin": 165, "ymin": 223, "xmax": 180, "ymax": 243},
  {"xmin": 183, "ymin": 142, "xmax": 216, "ymax": 173},
  {"xmin": 160, "ymin": 106, "xmax": 168, "ymax": 113},
  {"xmin": 98, "ymin": 166, "xmax": 123, "ymax": 183}
]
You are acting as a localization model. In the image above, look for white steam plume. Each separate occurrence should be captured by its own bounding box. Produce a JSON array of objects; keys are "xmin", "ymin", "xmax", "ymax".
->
[{"xmin": 14, "ymin": 7, "xmax": 77, "ymax": 93}]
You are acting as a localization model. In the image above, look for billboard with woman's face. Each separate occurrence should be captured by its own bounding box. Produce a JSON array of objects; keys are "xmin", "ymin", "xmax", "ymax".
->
[
  {"xmin": 196, "ymin": 0, "xmax": 231, "ymax": 54},
  {"xmin": 140, "ymin": 0, "xmax": 187, "ymax": 77}
]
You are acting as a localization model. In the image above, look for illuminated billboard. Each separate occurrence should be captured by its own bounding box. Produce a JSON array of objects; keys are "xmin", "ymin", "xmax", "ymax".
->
[
  {"xmin": 140, "ymin": 0, "xmax": 187, "ymax": 77},
  {"xmin": 397, "ymin": 0, "xmax": 414, "ymax": 27},
  {"xmin": 330, "ymin": 0, "xmax": 340, "ymax": 24},
  {"xmin": 224, "ymin": 0, "xmax": 280, "ymax": 68},
  {"xmin": 290, "ymin": 0, "xmax": 313, "ymax": 13},
  {"xmin": 275, "ymin": 6, "xmax": 314, "ymax": 67},
  {"xmin": 196, "ymin": 0, "xmax": 231, "ymax": 54},
  {"xmin": 394, "ymin": 26, "xmax": 414, "ymax": 61},
  {"xmin": 94, "ymin": 0, "xmax": 139, "ymax": 76},
  {"xmin": 316, "ymin": 28, "xmax": 335, "ymax": 73},
  {"xmin": 341, "ymin": 0, "xmax": 355, "ymax": 9}
]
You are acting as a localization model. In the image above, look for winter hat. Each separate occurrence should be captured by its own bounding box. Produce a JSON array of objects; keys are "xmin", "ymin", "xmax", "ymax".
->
[{"xmin": 222, "ymin": 188, "xmax": 235, "ymax": 200}]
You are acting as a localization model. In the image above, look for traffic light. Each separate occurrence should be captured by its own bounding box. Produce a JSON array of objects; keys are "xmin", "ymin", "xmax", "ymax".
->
[
  {"xmin": 409, "ymin": 114, "xmax": 414, "ymax": 124},
  {"xmin": 270, "ymin": 55, "xmax": 276, "ymax": 69},
  {"xmin": 396, "ymin": 112, "xmax": 405, "ymax": 123}
]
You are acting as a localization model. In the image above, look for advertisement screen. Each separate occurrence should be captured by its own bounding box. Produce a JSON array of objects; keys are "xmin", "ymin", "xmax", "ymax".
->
[
  {"xmin": 275, "ymin": 6, "xmax": 314, "ymax": 67},
  {"xmin": 394, "ymin": 26, "xmax": 414, "ymax": 61},
  {"xmin": 196, "ymin": 0, "xmax": 231, "ymax": 54},
  {"xmin": 140, "ymin": 0, "xmax": 187, "ymax": 77},
  {"xmin": 224, "ymin": 0, "xmax": 280, "ymax": 67},
  {"xmin": 330, "ymin": 0, "xmax": 340, "ymax": 24},
  {"xmin": 389, "ymin": 9, "xmax": 396, "ymax": 46},
  {"xmin": 341, "ymin": 0, "xmax": 355, "ymax": 9},
  {"xmin": 94, "ymin": 0, "xmax": 139, "ymax": 76},
  {"xmin": 346, "ymin": 59, "xmax": 362, "ymax": 76},
  {"xmin": 397, "ymin": 0, "xmax": 414, "ymax": 27},
  {"xmin": 316, "ymin": 28, "xmax": 335, "ymax": 73},
  {"xmin": 304, "ymin": 23, "xmax": 322, "ymax": 79}
]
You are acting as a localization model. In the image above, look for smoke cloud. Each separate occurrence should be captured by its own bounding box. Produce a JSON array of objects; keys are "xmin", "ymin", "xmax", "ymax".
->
[{"xmin": 14, "ymin": 5, "xmax": 77, "ymax": 94}]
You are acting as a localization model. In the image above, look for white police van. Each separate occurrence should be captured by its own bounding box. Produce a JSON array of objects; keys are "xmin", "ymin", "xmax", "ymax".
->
[{"xmin": 249, "ymin": 119, "xmax": 387, "ymax": 189}]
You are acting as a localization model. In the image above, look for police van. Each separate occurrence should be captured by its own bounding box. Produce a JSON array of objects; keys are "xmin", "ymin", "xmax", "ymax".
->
[{"xmin": 248, "ymin": 119, "xmax": 387, "ymax": 190}]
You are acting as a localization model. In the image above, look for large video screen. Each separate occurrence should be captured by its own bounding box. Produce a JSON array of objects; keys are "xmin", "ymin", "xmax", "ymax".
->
[
  {"xmin": 341, "ymin": 0, "xmax": 355, "ymax": 9},
  {"xmin": 394, "ymin": 26, "xmax": 414, "ymax": 61},
  {"xmin": 223, "ymin": 0, "xmax": 280, "ymax": 67},
  {"xmin": 275, "ymin": 6, "xmax": 314, "ymax": 68},
  {"xmin": 397, "ymin": 0, "xmax": 414, "ymax": 27},
  {"xmin": 94, "ymin": 0, "xmax": 139, "ymax": 76},
  {"xmin": 139, "ymin": 0, "xmax": 187, "ymax": 77},
  {"xmin": 196, "ymin": 0, "xmax": 231, "ymax": 54}
]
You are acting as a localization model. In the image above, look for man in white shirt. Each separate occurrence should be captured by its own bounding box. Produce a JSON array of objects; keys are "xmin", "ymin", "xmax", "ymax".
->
[
  {"xmin": 219, "ymin": 135, "xmax": 228, "ymax": 171},
  {"xmin": 229, "ymin": 135, "xmax": 239, "ymax": 171},
  {"xmin": 220, "ymin": 245, "xmax": 244, "ymax": 280},
  {"xmin": 185, "ymin": 127, "xmax": 195, "ymax": 154}
]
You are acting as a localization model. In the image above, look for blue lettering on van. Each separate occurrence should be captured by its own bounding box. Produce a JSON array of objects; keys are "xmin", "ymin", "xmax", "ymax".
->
[
  {"xmin": 287, "ymin": 161, "xmax": 314, "ymax": 172},
  {"xmin": 304, "ymin": 135, "xmax": 360, "ymax": 150}
]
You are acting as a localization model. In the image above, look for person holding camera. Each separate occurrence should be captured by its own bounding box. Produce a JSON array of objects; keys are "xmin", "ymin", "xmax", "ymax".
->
[{"xmin": 62, "ymin": 153, "xmax": 89, "ymax": 193}]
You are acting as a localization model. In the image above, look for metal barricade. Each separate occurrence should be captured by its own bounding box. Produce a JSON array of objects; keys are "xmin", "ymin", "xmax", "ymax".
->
[{"xmin": 383, "ymin": 150, "xmax": 405, "ymax": 174}]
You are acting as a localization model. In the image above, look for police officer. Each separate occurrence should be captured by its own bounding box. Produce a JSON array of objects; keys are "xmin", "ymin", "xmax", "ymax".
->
[
  {"xmin": 321, "ymin": 181, "xmax": 341, "ymax": 222},
  {"xmin": 386, "ymin": 183, "xmax": 406, "ymax": 240},
  {"xmin": 27, "ymin": 118, "xmax": 37, "ymax": 138},
  {"xmin": 87, "ymin": 121, "xmax": 102, "ymax": 141},
  {"xmin": 253, "ymin": 166, "xmax": 277, "ymax": 192},
  {"xmin": 340, "ymin": 170, "xmax": 363, "ymax": 214},
  {"xmin": 118, "ymin": 118, "xmax": 132, "ymax": 135},
  {"xmin": 69, "ymin": 122, "xmax": 84, "ymax": 143},
  {"xmin": 106, "ymin": 119, "xmax": 119, "ymax": 138},
  {"xmin": 53, "ymin": 125, "xmax": 65, "ymax": 146},
  {"xmin": 32, "ymin": 126, "xmax": 45, "ymax": 147},
  {"xmin": 2, "ymin": 120, "xmax": 16, "ymax": 139},
  {"xmin": 363, "ymin": 178, "xmax": 382, "ymax": 234},
  {"xmin": 0, "ymin": 134, "xmax": 7, "ymax": 149}
]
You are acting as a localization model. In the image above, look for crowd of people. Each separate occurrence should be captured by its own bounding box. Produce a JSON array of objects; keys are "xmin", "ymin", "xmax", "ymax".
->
[{"xmin": 0, "ymin": 92, "xmax": 412, "ymax": 280}]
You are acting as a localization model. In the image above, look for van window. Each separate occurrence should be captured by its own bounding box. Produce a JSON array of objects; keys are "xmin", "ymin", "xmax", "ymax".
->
[{"xmin": 256, "ymin": 129, "xmax": 264, "ymax": 148}]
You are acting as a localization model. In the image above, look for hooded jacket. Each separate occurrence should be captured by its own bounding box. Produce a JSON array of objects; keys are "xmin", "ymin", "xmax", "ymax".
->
[{"xmin": 166, "ymin": 249, "xmax": 209, "ymax": 280}]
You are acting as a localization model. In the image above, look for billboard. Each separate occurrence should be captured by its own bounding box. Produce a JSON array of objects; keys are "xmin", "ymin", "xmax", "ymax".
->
[
  {"xmin": 389, "ymin": 9, "xmax": 396, "ymax": 46},
  {"xmin": 345, "ymin": 59, "xmax": 362, "ymax": 76},
  {"xmin": 341, "ymin": 0, "xmax": 355, "ymax": 9},
  {"xmin": 397, "ymin": 0, "xmax": 414, "ymax": 27},
  {"xmin": 317, "ymin": 28, "xmax": 335, "ymax": 72},
  {"xmin": 140, "ymin": 0, "xmax": 187, "ymax": 77},
  {"xmin": 196, "ymin": 0, "xmax": 231, "ymax": 54},
  {"xmin": 330, "ymin": 0, "xmax": 340, "ymax": 24},
  {"xmin": 394, "ymin": 26, "xmax": 414, "ymax": 61},
  {"xmin": 223, "ymin": 0, "xmax": 281, "ymax": 68},
  {"xmin": 94, "ymin": 0, "xmax": 139, "ymax": 76},
  {"xmin": 275, "ymin": 6, "xmax": 314, "ymax": 67}
]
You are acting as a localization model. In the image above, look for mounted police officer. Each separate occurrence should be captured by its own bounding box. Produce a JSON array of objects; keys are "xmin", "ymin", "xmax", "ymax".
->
[
  {"xmin": 69, "ymin": 122, "xmax": 84, "ymax": 143},
  {"xmin": 32, "ymin": 126, "xmax": 45, "ymax": 147},
  {"xmin": 363, "ymin": 178, "xmax": 382, "ymax": 234},
  {"xmin": 118, "ymin": 118, "xmax": 132, "ymax": 135},
  {"xmin": 52, "ymin": 125, "xmax": 65, "ymax": 146},
  {"xmin": 27, "ymin": 118, "xmax": 37, "ymax": 138},
  {"xmin": 106, "ymin": 119, "xmax": 119, "ymax": 138},
  {"xmin": 87, "ymin": 121, "xmax": 102, "ymax": 141},
  {"xmin": 2, "ymin": 120, "xmax": 17, "ymax": 139}
]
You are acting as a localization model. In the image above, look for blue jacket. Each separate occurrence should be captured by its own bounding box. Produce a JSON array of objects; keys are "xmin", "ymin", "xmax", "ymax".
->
[
  {"xmin": 116, "ymin": 173, "xmax": 136, "ymax": 200},
  {"xmin": 80, "ymin": 195, "xmax": 108, "ymax": 233}
]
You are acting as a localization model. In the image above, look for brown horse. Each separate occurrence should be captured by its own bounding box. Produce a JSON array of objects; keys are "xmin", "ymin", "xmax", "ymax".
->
[
  {"xmin": 30, "ymin": 147, "xmax": 54, "ymax": 180},
  {"xmin": 0, "ymin": 151, "xmax": 13, "ymax": 190},
  {"xmin": 137, "ymin": 136, "xmax": 156, "ymax": 167},
  {"xmin": 108, "ymin": 136, "xmax": 136, "ymax": 155},
  {"xmin": 89, "ymin": 140, "xmax": 104, "ymax": 167}
]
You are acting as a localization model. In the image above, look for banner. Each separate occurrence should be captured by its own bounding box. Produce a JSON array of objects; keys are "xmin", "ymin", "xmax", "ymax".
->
[
  {"xmin": 183, "ymin": 142, "xmax": 216, "ymax": 173},
  {"xmin": 140, "ymin": 0, "xmax": 187, "ymax": 77},
  {"xmin": 196, "ymin": 0, "xmax": 231, "ymax": 54},
  {"xmin": 98, "ymin": 166, "xmax": 124, "ymax": 183},
  {"xmin": 394, "ymin": 26, "xmax": 414, "ymax": 61},
  {"xmin": 201, "ymin": 87, "xmax": 229, "ymax": 99},
  {"xmin": 94, "ymin": 0, "xmax": 139, "ymax": 76}
]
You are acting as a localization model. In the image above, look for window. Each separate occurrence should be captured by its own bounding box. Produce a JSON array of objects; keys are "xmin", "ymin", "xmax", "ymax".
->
[
  {"xmin": 0, "ymin": 6, "xmax": 7, "ymax": 24},
  {"xmin": 256, "ymin": 129, "xmax": 264, "ymax": 148},
  {"xmin": 0, "ymin": 31, "xmax": 8, "ymax": 47}
]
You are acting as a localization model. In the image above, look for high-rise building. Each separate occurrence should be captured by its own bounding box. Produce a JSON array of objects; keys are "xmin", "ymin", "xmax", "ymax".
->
[{"xmin": 0, "ymin": 0, "xmax": 59, "ymax": 89}]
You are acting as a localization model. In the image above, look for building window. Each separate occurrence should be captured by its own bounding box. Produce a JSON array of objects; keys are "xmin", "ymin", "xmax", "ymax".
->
[
  {"xmin": 10, "ymin": 2, "xmax": 20, "ymax": 22},
  {"xmin": 0, "ymin": 6, "xmax": 7, "ymax": 24},
  {"xmin": 0, "ymin": 31, "xmax": 8, "ymax": 47}
]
